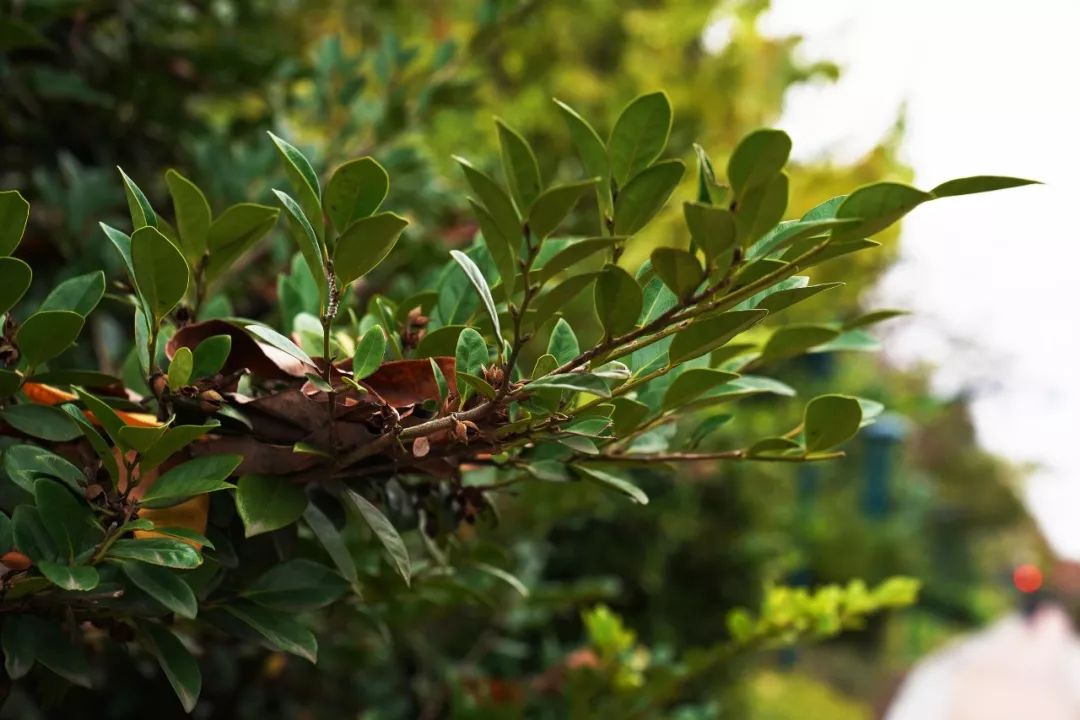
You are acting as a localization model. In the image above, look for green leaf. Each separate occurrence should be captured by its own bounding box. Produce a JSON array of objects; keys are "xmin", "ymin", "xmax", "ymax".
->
[
  {"xmin": 527, "ymin": 373, "xmax": 610, "ymax": 398},
  {"xmin": 547, "ymin": 318, "xmax": 580, "ymax": 365},
  {"xmin": 668, "ymin": 310, "xmax": 768, "ymax": 365},
  {"xmin": 613, "ymin": 160, "xmax": 685, "ymax": 235},
  {"xmin": 303, "ymin": 504, "xmax": 362, "ymax": 597},
  {"xmin": 236, "ymin": 474, "xmax": 308, "ymax": 537},
  {"xmin": 3, "ymin": 444, "xmax": 85, "ymax": 494},
  {"xmin": 608, "ymin": 92, "xmax": 672, "ymax": 185},
  {"xmin": 536, "ymin": 237, "xmax": 619, "ymax": 285},
  {"xmin": 0, "ymin": 369, "xmax": 18, "ymax": 397},
  {"xmin": 268, "ymin": 131, "xmax": 322, "ymax": 239},
  {"xmin": 342, "ymin": 488, "xmax": 411, "ymax": 586},
  {"xmin": 38, "ymin": 562, "xmax": 99, "ymax": 591},
  {"xmin": 132, "ymin": 226, "xmax": 189, "ymax": 321},
  {"xmin": 333, "ymin": 212, "xmax": 408, "ymax": 285},
  {"xmin": 165, "ymin": 169, "xmax": 212, "ymax": 264},
  {"xmin": 573, "ymin": 464, "xmax": 649, "ymax": 504},
  {"xmin": 15, "ymin": 615, "xmax": 91, "ymax": 687},
  {"xmin": 34, "ymin": 478, "xmax": 100, "ymax": 560},
  {"xmin": 60, "ymin": 404, "xmax": 119, "ymax": 484},
  {"xmin": 693, "ymin": 143, "xmax": 726, "ymax": 205},
  {"xmin": 122, "ymin": 561, "xmax": 198, "ymax": 619},
  {"xmin": 755, "ymin": 282, "xmax": 842, "ymax": 313},
  {"xmin": 71, "ymin": 386, "xmax": 126, "ymax": 445},
  {"xmin": 834, "ymin": 182, "xmax": 933, "ymax": 241},
  {"xmin": 594, "ymin": 264, "xmax": 641, "ymax": 337},
  {"xmin": 683, "ymin": 202, "xmax": 736, "ymax": 260},
  {"xmin": 472, "ymin": 562, "xmax": 529, "ymax": 598},
  {"xmin": 662, "ymin": 369, "xmax": 740, "ymax": 410},
  {"xmin": 139, "ymin": 454, "xmax": 241, "ymax": 509},
  {"xmin": 531, "ymin": 272, "xmax": 599, "ymax": 321},
  {"xmin": 415, "ymin": 325, "xmax": 464, "ymax": 359},
  {"xmin": 554, "ymin": 98, "xmax": 612, "ymax": 213},
  {"xmin": 16, "ymin": 310, "xmax": 84, "ymax": 367},
  {"xmin": 168, "ymin": 346, "xmax": 193, "ymax": 391},
  {"xmin": 454, "ymin": 157, "xmax": 521, "ymax": 248},
  {"xmin": 245, "ymin": 324, "xmax": 315, "ymax": 366},
  {"xmin": 353, "ymin": 326, "xmax": 386, "ymax": 380},
  {"xmin": 205, "ymin": 203, "xmax": 280, "ymax": 282},
  {"xmin": 0, "ymin": 258, "xmax": 32, "ymax": 318},
  {"xmin": 141, "ymin": 623, "xmax": 202, "ymax": 713},
  {"xmin": 225, "ymin": 602, "xmax": 318, "ymax": 663},
  {"xmin": 469, "ymin": 199, "xmax": 517, "ymax": 301},
  {"xmin": 930, "ymin": 175, "xmax": 1039, "ymax": 198},
  {"xmin": 2, "ymin": 614, "xmax": 35, "ymax": 679},
  {"xmin": 651, "ymin": 247, "xmax": 702, "ymax": 300},
  {"xmin": 727, "ymin": 129, "xmax": 791, "ymax": 198},
  {"xmin": 324, "ymin": 157, "xmax": 389, "ymax": 233},
  {"xmin": 191, "ymin": 334, "xmax": 232, "ymax": 378},
  {"xmin": 0, "ymin": 190, "xmax": 30, "ymax": 256},
  {"xmin": 760, "ymin": 325, "xmax": 841, "ymax": 363},
  {"xmin": 528, "ymin": 179, "xmax": 598, "ymax": 241},
  {"xmin": 748, "ymin": 437, "xmax": 802, "ymax": 458},
  {"xmin": 496, "ymin": 118, "xmax": 542, "ymax": 210},
  {"xmin": 118, "ymin": 167, "xmax": 158, "ymax": 230},
  {"xmin": 106, "ymin": 538, "xmax": 202, "ymax": 569},
  {"xmin": 455, "ymin": 328, "xmax": 488, "ymax": 380},
  {"xmin": 525, "ymin": 459, "xmax": 572, "ymax": 482},
  {"xmin": 100, "ymin": 222, "xmax": 136, "ymax": 282},
  {"xmin": 429, "ymin": 357, "xmax": 449, "ymax": 403},
  {"xmin": 152, "ymin": 526, "xmax": 215, "ymax": 549},
  {"xmin": 243, "ymin": 559, "xmax": 348, "ymax": 611},
  {"xmin": 274, "ymin": 190, "xmax": 325, "ymax": 307},
  {"xmin": 139, "ymin": 422, "xmax": 220, "ymax": 473},
  {"xmin": 12, "ymin": 505, "xmax": 58, "ymax": 563},
  {"xmin": 40, "ymin": 270, "xmax": 105, "ymax": 317},
  {"xmin": 458, "ymin": 373, "xmax": 496, "ymax": 400},
  {"xmin": 1, "ymin": 404, "xmax": 80, "ymax": 441},
  {"xmin": 804, "ymin": 394, "xmax": 863, "ymax": 452},
  {"xmin": 735, "ymin": 172, "xmax": 789, "ymax": 245},
  {"xmin": 844, "ymin": 309, "xmax": 909, "ymax": 330},
  {"xmin": 450, "ymin": 249, "xmax": 503, "ymax": 347}
]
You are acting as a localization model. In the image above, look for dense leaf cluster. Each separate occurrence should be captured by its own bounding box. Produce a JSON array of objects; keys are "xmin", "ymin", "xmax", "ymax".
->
[{"xmin": 0, "ymin": 93, "xmax": 1033, "ymax": 711}]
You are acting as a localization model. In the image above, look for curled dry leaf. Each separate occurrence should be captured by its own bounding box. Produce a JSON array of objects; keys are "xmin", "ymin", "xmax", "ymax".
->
[{"xmin": 168, "ymin": 319, "xmax": 310, "ymax": 380}]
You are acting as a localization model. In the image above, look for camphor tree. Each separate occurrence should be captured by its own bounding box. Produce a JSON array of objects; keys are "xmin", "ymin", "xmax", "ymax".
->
[{"xmin": 0, "ymin": 92, "xmax": 1033, "ymax": 712}]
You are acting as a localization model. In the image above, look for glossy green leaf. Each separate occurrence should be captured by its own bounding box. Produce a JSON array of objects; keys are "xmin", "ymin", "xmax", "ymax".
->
[
  {"xmin": 547, "ymin": 318, "xmax": 580, "ymax": 365},
  {"xmin": 191, "ymin": 335, "xmax": 232, "ymax": 378},
  {"xmin": 760, "ymin": 325, "xmax": 841, "ymax": 362},
  {"xmin": 16, "ymin": 310, "xmax": 84, "ymax": 367},
  {"xmin": 71, "ymin": 387, "xmax": 126, "ymax": 445},
  {"xmin": 667, "ymin": 310, "xmax": 768, "ymax": 365},
  {"xmin": 573, "ymin": 464, "xmax": 649, "ymax": 504},
  {"xmin": 268, "ymin": 131, "xmax": 322, "ymax": 239},
  {"xmin": 165, "ymin": 169, "xmax": 212, "ymax": 264},
  {"xmin": 531, "ymin": 272, "xmax": 599, "ymax": 321},
  {"xmin": 833, "ymin": 182, "xmax": 933, "ymax": 241},
  {"xmin": 38, "ymin": 561, "xmax": 99, "ymax": 591},
  {"xmin": 528, "ymin": 179, "xmax": 598, "ymax": 240},
  {"xmin": 59, "ymin": 404, "xmax": 119, "ymax": 484},
  {"xmin": 343, "ymin": 488, "xmax": 411, "ymax": 586},
  {"xmin": 118, "ymin": 167, "xmax": 158, "ymax": 230},
  {"xmin": 930, "ymin": 175, "xmax": 1039, "ymax": 198},
  {"xmin": 245, "ymin": 324, "xmax": 315, "ymax": 367},
  {"xmin": 528, "ymin": 372, "xmax": 610, "ymax": 398},
  {"xmin": 450, "ymin": 249, "xmax": 503, "ymax": 346},
  {"xmin": 1, "ymin": 404, "xmax": 80, "ymax": 442},
  {"xmin": 243, "ymin": 559, "xmax": 348, "ymax": 611},
  {"xmin": 651, "ymin": 247, "xmax": 702, "ymax": 300},
  {"xmin": 0, "ymin": 257, "xmax": 32, "ymax": 315},
  {"xmin": 608, "ymin": 92, "xmax": 672, "ymax": 185},
  {"xmin": 693, "ymin": 143, "xmax": 726, "ymax": 205},
  {"xmin": 554, "ymin": 98, "xmax": 612, "ymax": 213},
  {"xmin": 139, "ymin": 422, "xmax": 220, "ymax": 473},
  {"xmin": 429, "ymin": 357, "xmax": 448, "ymax": 404},
  {"xmin": 804, "ymin": 394, "xmax": 863, "ymax": 452},
  {"xmin": 469, "ymin": 199, "xmax": 516, "ymax": 300},
  {"xmin": 117, "ymin": 424, "xmax": 169, "ymax": 455},
  {"xmin": 536, "ymin": 237, "xmax": 619, "ymax": 285},
  {"xmin": 40, "ymin": 270, "xmax": 105, "ymax": 317},
  {"xmin": 496, "ymin": 118, "xmax": 542, "ymax": 210},
  {"xmin": 662, "ymin": 369, "xmax": 740, "ymax": 410},
  {"xmin": 3, "ymin": 444, "xmax": 85, "ymax": 494},
  {"xmin": 454, "ymin": 157, "xmax": 521, "ymax": 246},
  {"xmin": 141, "ymin": 623, "xmax": 202, "ymax": 713},
  {"xmin": 205, "ymin": 203, "xmax": 280, "ymax": 282},
  {"xmin": 100, "ymin": 221, "xmax": 136, "ymax": 281},
  {"xmin": 132, "ymin": 226, "xmax": 189, "ymax": 320},
  {"xmin": 594, "ymin": 264, "xmax": 641, "ymax": 337},
  {"xmin": 106, "ymin": 538, "xmax": 202, "ymax": 569},
  {"xmin": 613, "ymin": 160, "xmax": 685, "ymax": 236},
  {"xmin": 458, "ymin": 373, "xmax": 497, "ymax": 400},
  {"xmin": 225, "ymin": 602, "xmax": 318, "ymax": 663},
  {"xmin": 236, "ymin": 474, "xmax": 308, "ymax": 537},
  {"xmin": 755, "ymin": 282, "xmax": 842, "ymax": 313},
  {"xmin": 0, "ymin": 190, "xmax": 30, "ymax": 256},
  {"xmin": 34, "ymin": 478, "xmax": 100, "ymax": 559},
  {"xmin": 727, "ymin": 129, "xmax": 791, "ymax": 197},
  {"xmin": 352, "ymin": 326, "xmax": 386, "ymax": 380},
  {"xmin": 455, "ymin": 327, "xmax": 488, "ymax": 380},
  {"xmin": 333, "ymin": 212, "xmax": 408, "ymax": 285},
  {"xmin": 324, "ymin": 157, "xmax": 389, "ymax": 233},
  {"xmin": 12, "ymin": 505, "xmax": 58, "ymax": 563},
  {"xmin": 168, "ymin": 346, "xmax": 193, "ymax": 391},
  {"xmin": 140, "ymin": 454, "xmax": 241, "ymax": 509}
]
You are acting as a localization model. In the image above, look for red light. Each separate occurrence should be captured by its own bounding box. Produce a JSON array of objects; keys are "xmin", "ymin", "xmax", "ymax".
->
[{"xmin": 1013, "ymin": 564, "xmax": 1043, "ymax": 594}]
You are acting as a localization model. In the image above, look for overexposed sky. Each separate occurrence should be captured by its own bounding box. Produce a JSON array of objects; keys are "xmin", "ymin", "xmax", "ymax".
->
[{"xmin": 759, "ymin": 1, "xmax": 1080, "ymax": 557}]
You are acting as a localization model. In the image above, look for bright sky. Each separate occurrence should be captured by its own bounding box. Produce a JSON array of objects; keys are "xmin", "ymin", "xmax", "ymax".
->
[{"xmin": 757, "ymin": 0, "xmax": 1080, "ymax": 557}]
